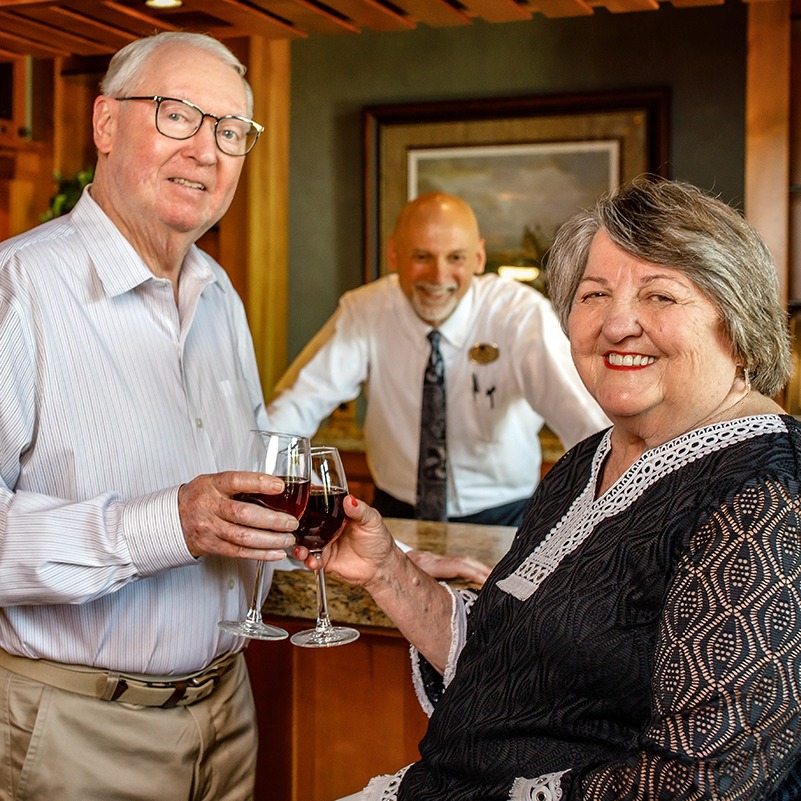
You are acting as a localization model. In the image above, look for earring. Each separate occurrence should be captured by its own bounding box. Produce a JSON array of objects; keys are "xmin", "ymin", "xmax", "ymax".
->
[{"xmin": 742, "ymin": 366, "xmax": 752, "ymax": 392}]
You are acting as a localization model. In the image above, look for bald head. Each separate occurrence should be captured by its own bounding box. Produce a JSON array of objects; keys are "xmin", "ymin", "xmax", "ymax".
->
[
  {"xmin": 389, "ymin": 192, "xmax": 486, "ymax": 326},
  {"xmin": 393, "ymin": 192, "xmax": 480, "ymax": 240}
]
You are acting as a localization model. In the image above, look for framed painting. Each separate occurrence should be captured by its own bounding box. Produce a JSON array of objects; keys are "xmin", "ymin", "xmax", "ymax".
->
[{"xmin": 363, "ymin": 90, "xmax": 669, "ymax": 284}]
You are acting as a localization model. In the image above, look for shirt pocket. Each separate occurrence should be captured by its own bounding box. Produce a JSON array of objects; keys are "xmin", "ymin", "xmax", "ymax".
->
[{"xmin": 469, "ymin": 365, "xmax": 502, "ymax": 443}]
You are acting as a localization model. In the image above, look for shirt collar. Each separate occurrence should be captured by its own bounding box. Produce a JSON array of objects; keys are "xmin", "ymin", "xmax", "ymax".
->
[{"xmin": 69, "ymin": 187, "xmax": 218, "ymax": 298}]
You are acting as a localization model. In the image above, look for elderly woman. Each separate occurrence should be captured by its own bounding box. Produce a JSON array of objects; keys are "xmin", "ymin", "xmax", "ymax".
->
[{"xmin": 318, "ymin": 178, "xmax": 801, "ymax": 801}]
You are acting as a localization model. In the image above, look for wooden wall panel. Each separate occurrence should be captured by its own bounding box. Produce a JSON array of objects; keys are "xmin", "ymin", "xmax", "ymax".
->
[{"xmin": 745, "ymin": 0, "xmax": 790, "ymax": 300}]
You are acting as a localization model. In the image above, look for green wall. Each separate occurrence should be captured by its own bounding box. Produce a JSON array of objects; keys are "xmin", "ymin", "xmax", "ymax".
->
[{"xmin": 285, "ymin": 0, "xmax": 746, "ymax": 366}]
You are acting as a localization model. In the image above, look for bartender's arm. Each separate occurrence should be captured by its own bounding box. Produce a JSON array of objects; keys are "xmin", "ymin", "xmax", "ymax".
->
[{"xmin": 313, "ymin": 496, "xmax": 455, "ymax": 673}]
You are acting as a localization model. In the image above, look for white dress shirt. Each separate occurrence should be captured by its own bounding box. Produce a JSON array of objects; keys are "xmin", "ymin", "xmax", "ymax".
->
[
  {"xmin": 0, "ymin": 190, "xmax": 269, "ymax": 674},
  {"xmin": 268, "ymin": 274, "xmax": 609, "ymax": 518}
]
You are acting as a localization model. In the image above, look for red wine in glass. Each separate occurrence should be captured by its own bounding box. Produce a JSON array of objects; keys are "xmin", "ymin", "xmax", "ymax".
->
[
  {"xmin": 235, "ymin": 476, "xmax": 310, "ymax": 518},
  {"xmin": 218, "ymin": 431, "xmax": 311, "ymax": 641},
  {"xmin": 290, "ymin": 446, "xmax": 360, "ymax": 648},
  {"xmin": 294, "ymin": 487, "xmax": 347, "ymax": 550}
]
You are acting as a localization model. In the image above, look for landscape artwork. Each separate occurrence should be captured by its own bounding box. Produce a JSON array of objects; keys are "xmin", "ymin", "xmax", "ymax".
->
[{"xmin": 408, "ymin": 140, "xmax": 619, "ymax": 276}]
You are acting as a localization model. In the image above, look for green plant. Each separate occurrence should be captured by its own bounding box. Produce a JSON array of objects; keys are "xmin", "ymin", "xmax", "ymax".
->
[{"xmin": 41, "ymin": 165, "xmax": 95, "ymax": 221}]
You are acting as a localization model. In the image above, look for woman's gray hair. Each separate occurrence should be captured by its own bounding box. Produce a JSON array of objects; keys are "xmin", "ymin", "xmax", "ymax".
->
[
  {"xmin": 99, "ymin": 31, "xmax": 254, "ymax": 115},
  {"xmin": 546, "ymin": 176, "xmax": 792, "ymax": 397}
]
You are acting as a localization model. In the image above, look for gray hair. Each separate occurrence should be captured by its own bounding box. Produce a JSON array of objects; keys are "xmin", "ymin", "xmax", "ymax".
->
[
  {"xmin": 99, "ymin": 31, "xmax": 253, "ymax": 115},
  {"xmin": 546, "ymin": 176, "xmax": 791, "ymax": 397}
]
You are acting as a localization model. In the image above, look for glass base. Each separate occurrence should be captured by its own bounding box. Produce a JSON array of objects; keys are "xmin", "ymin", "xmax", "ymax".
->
[
  {"xmin": 290, "ymin": 625, "xmax": 360, "ymax": 648},
  {"xmin": 218, "ymin": 619, "xmax": 289, "ymax": 641}
]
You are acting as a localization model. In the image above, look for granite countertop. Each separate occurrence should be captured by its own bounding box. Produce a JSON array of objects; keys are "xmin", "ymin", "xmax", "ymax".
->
[{"xmin": 262, "ymin": 518, "xmax": 516, "ymax": 629}]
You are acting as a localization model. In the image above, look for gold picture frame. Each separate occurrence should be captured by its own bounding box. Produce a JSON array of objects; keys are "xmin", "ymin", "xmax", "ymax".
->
[{"xmin": 363, "ymin": 91, "xmax": 669, "ymax": 283}]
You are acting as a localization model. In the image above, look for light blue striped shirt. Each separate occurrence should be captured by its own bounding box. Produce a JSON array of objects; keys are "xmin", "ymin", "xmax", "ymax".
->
[{"xmin": 0, "ymin": 189, "xmax": 269, "ymax": 673}]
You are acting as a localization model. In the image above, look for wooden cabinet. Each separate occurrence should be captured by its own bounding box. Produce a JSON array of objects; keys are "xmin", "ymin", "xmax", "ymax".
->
[
  {"xmin": 249, "ymin": 520, "xmax": 515, "ymax": 801},
  {"xmin": 246, "ymin": 619, "xmax": 427, "ymax": 801}
]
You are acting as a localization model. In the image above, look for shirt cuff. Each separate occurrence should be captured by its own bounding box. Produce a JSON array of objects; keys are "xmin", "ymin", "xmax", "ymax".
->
[
  {"xmin": 122, "ymin": 486, "xmax": 195, "ymax": 575},
  {"xmin": 410, "ymin": 584, "xmax": 474, "ymax": 716}
]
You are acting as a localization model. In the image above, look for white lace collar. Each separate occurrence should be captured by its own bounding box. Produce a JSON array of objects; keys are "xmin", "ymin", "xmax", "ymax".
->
[{"xmin": 497, "ymin": 415, "xmax": 786, "ymax": 602}]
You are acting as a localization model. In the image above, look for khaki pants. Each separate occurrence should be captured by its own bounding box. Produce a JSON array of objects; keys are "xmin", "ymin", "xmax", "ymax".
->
[{"xmin": 0, "ymin": 654, "xmax": 257, "ymax": 801}]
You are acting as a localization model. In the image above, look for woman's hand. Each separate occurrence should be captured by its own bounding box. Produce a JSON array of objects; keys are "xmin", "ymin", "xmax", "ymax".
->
[
  {"xmin": 299, "ymin": 495, "xmax": 401, "ymax": 588},
  {"xmin": 295, "ymin": 496, "xmax": 456, "ymax": 671}
]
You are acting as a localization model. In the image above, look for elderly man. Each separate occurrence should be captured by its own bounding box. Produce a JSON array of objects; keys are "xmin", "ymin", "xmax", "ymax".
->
[
  {"xmin": 0, "ymin": 32, "xmax": 298, "ymax": 801},
  {"xmin": 268, "ymin": 192, "xmax": 608, "ymax": 527}
]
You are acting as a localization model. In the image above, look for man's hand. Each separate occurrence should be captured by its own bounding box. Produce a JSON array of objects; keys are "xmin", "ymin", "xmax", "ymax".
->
[
  {"xmin": 407, "ymin": 549, "xmax": 491, "ymax": 587},
  {"xmin": 178, "ymin": 471, "xmax": 301, "ymax": 560}
]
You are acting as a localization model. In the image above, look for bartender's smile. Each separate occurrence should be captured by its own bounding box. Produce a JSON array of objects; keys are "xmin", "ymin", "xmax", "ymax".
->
[{"xmin": 416, "ymin": 282, "xmax": 457, "ymax": 300}]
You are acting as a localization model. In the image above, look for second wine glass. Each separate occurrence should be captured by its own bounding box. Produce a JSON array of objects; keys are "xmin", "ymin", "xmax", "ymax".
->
[
  {"xmin": 218, "ymin": 430, "xmax": 311, "ymax": 641},
  {"xmin": 290, "ymin": 446, "xmax": 360, "ymax": 648}
]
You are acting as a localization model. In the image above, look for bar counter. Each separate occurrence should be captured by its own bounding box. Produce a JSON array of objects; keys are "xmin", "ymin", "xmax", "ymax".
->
[
  {"xmin": 247, "ymin": 518, "xmax": 517, "ymax": 801},
  {"xmin": 262, "ymin": 517, "xmax": 516, "ymax": 628}
]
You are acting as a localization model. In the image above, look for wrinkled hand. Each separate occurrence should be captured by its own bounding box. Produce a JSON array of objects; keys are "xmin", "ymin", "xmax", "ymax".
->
[
  {"xmin": 178, "ymin": 471, "xmax": 300, "ymax": 560},
  {"xmin": 303, "ymin": 495, "xmax": 400, "ymax": 587},
  {"xmin": 407, "ymin": 549, "xmax": 491, "ymax": 587}
]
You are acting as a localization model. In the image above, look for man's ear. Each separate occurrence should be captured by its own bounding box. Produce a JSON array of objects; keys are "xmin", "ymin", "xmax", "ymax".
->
[
  {"xmin": 475, "ymin": 237, "xmax": 487, "ymax": 275},
  {"xmin": 387, "ymin": 235, "xmax": 398, "ymax": 273},
  {"xmin": 93, "ymin": 96, "xmax": 116, "ymax": 154}
]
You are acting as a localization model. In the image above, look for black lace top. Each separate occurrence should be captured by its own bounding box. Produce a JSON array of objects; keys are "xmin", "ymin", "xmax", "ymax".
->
[{"xmin": 398, "ymin": 415, "xmax": 801, "ymax": 801}]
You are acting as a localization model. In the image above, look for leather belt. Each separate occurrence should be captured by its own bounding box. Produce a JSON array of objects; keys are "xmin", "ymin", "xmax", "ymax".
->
[{"xmin": 0, "ymin": 648, "xmax": 239, "ymax": 708}]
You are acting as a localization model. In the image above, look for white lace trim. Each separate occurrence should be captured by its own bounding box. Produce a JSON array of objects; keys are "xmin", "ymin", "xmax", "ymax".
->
[
  {"xmin": 410, "ymin": 584, "xmax": 476, "ymax": 716},
  {"xmin": 361, "ymin": 765, "xmax": 412, "ymax": 801},
  {"xmin": 497, "ymin": 415, "xmax": 785, "ymax": 602},
  {"xmin": 509, "ymin": 770, "xmax": 568, "ymax": 800}
]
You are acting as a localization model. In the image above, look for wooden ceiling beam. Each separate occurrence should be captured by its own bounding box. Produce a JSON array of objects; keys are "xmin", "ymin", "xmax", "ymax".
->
[
  {"xmin": 390, "ymin": 0, "xmax": 473, "ymax": 26},
  {"xmin": 0, "ymin": 0, "xmax": 761, "ymax": 54},
  {"xmin": 210, "ymin": 0, "xmax": 308, "ymax": 39},
  {"xmin": 526, "ymin": 0, "xmax": 594, "ymax": 17},
  {"xmin": 0, "ymin": 34, "xmax": 70, "ymax": 57},
  {"xmin": 459, "ymin": 0, "xmax": 533, "ymax": 22},
  {"xmin": 0, "ymin": 0, "xmax": 56, "ymax": 6},
  {"xmin": 669, "ymin": 0, "xmax": 724, "ymax": 7},
  {"xmin": 265, "ymin": 0, "xmax": 363, "ymax": 34},
  {"xmin": 0, "ymin": 9, "xmax": 94, "ymax": 55},
  {"xmin": 593, "ymin": 0, "xmax": 659, "ymax": 10},
  {"xmin": 98, "ymin": 1, "xmax": 182, "ymax": 32},
  {"xmin": 312, "ymin": 0, "xmax": 416, "ymax": 32},
  {"xmin": 51, "ymin": 5, "xmax": 141, "ymax": 42}
]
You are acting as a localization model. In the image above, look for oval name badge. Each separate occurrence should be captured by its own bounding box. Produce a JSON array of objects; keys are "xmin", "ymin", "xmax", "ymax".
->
[{"xmin": 468, "ymin": 342, "xmax": 500, "ymax": 365}]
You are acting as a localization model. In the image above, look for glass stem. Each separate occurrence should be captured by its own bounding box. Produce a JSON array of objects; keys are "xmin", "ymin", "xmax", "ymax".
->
[
  {"xmin": 313, "ymin": 552, "xmax": 332, "ymax": 632},
  {"xmin": 245, "ymin": 562, "xmax": 267, "ymax": 625}
]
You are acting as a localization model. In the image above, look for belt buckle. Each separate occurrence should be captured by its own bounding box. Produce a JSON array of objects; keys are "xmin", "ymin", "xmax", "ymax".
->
[{"xmin": 157, "ymin": 668, "xmax": 222, "ymax": 708}]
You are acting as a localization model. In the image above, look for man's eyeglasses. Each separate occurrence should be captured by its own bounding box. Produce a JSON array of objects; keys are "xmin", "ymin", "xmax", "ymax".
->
[{"xmin": 115, "ymin": 96, "xmax": 264, "ymax": 157}]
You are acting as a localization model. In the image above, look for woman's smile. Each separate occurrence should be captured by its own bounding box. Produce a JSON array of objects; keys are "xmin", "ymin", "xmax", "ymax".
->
[{"xmin": 604, "ymin": 352, "xmax": 657, "ymax": 368}]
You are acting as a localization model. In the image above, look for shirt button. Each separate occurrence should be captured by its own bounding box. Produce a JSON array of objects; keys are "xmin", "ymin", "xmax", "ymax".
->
[
  {"xmin": 228, "ymin": 579, "xmax": 235, "ymax": 590},
  {"xmin": 195, "ymin": 418, "xmax": 203, "ymax": 429}
]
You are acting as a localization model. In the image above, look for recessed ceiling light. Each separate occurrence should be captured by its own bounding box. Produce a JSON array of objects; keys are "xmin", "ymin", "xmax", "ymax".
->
[
  {"xmin": 498, "ymin": 266, "xmax": 540, "ymax": 283},
  {"xmin": 145, "ymin": 0, "xmax": 183, "ymax": 9}
]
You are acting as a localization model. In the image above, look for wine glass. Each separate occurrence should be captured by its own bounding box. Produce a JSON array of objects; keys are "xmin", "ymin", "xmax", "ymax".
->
[
  {"xmin": 290, "ymin": 446, "xmax": 360, "ymax": 648},
  {"xmin": 218, "ymin": 430, "xmax": 311, "ymax": 641}
]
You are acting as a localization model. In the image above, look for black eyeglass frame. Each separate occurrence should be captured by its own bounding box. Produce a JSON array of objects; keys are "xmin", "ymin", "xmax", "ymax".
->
[{"xmin": 115, "ymin": 95, "xmax": 264, "ymax": 157}]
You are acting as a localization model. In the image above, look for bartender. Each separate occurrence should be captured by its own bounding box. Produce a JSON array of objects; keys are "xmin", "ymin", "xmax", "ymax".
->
[{"xmin": 268, "ymin": 191, "xmax": 608, "ymax": 526}]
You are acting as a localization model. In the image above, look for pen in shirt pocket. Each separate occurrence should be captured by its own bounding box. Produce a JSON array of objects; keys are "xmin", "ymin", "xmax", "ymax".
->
[{"xmin": 471, "ymin": 372, "xmax": 497, "ymax": 409}]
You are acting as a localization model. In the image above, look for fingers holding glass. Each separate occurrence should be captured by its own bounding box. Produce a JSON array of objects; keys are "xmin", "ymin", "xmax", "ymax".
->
[{"xmin": 218, "ymin": 430, "xmax": 311, "ymax": 641}]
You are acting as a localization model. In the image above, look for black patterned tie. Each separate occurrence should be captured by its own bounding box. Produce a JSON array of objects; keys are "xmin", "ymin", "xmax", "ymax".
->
[{"xmin": 416, "ymin": 330, "xmax": 448, "ymax": 521}]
